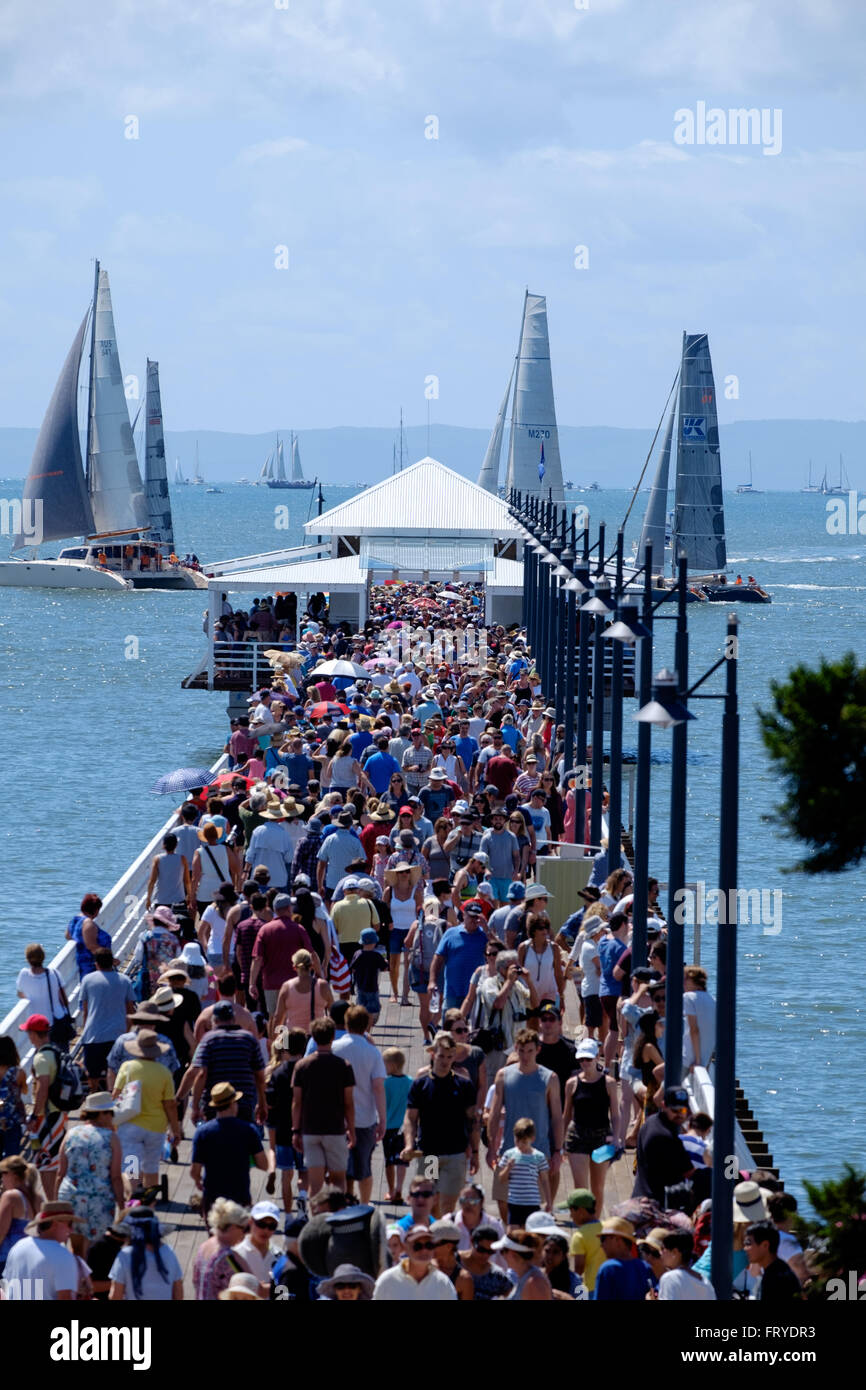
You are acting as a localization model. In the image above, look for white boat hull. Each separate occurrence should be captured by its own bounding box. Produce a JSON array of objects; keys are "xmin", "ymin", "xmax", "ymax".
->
[{"xmin": 0, "ymin": 559, "xmax": 130, "ymax": 590}]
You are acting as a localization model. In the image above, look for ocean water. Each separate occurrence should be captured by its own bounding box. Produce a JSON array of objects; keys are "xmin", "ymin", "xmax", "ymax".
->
[{"xmin": 0, "ymin": 481, "xmax": 863, "ymax": 1201}]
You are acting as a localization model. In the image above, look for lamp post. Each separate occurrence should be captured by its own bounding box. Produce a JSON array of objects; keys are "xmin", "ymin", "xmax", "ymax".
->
[
  {"xmin": 538, "ymin": 507, "xmax": 553, "ymax": 700},
  {"xmin": 606, "ymin": 528, "xmax": 626, "ymax": 873},
  {"xmin": 560, "ymin": 512, "xmax": 577, "ymax": 779},
  {"xmin": 574, "ymin": 524, "xmax": 591, "ymax": 838},
  {"xmin": 667, "ymin": 552, "xmax": 689, "ymax": 1087},
  {"xmin": 612, "ymin": 544, "xmax": 654, "ymax": 967},
  {"xmin": 583, "ymin": 531, "xmax": 612, "ymax": 851},
  {"xmin": 710, "ymin": 613, "xmax": 740, "ymax": 1301},
  {"xmin": 552, "ymin": 510, "xmax": 567, "ymax": 725}
]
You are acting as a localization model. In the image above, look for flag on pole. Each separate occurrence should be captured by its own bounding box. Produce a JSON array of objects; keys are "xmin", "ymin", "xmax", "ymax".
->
[{"xmin": 538, "ymin": 442, "xmax": 546, "ymax": 482}]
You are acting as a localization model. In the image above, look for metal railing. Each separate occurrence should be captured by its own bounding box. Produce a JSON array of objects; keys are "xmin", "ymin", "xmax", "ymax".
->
[{"xmin": 0, "ymin": 756, "xmax": 228, "ymax": 1085}]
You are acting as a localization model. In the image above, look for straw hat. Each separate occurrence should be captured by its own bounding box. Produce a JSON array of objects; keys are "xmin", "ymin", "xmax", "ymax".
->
[
  {"xmin": 385, "ymin": 861, "xmax": 422, "ymax": 888},
  {"xmin": 261, "ymin": 799, "xmax": 301, "ymax": 821},
  {"xmin": 733, "ymin": 1181, "xmax": 768, "ymax": 1223},
  {"xmin": 600, "ymin": 1217, "xmax": 636, "ymax": 1242},
  {"xmin": 149, "ymin": 984, "xmax": 182, "ymax": 1013},
  {"xmin": 25, "ymin": 1201, "xmax": 83, "ymax": 1236},
  {"xmin": 218, "ymin": 1272, "xmax": 263, "ymax": 1301},
  {"xmin": 197, "ymin": 822, "xmax": 224, "ymax": 844},
  {"xmin": 79, "ymin": 1091, "xmax": 116, "ymax": 1116}
]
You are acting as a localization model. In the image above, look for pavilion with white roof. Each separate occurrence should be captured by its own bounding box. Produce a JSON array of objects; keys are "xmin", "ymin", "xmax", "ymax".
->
[{"xmin": 189, "ymin": 458, "xmax": 526, "ymax": 690}]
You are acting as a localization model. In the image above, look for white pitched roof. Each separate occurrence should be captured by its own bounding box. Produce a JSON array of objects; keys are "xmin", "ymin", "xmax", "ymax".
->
[
  {"xmin": 488, "ymin": 557, "xmax": 524, "ymax": 591},
  {"xmin": 207, "ymin": 553, "xmax": 366, "ymax": 594},
  {"xmin": 303, "ymin": 457, "xmax": 523, "ymax": 538}
]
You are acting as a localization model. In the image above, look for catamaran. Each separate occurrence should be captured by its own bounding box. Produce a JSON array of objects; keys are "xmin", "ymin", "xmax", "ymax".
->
[
  {"xmin": 630, "ymin": 332, "xmax": 770, "ymax": 604},
  {"xmin": 478, "ymin": 289, "xmax": 565, "ymax": 502},
  {"xmin": 0, "ymin": 265, "xmax": 204, "ymax": 591},
  {"xmin": 265, "ymin": 432, "xmax": 315, "ymax": 490}
]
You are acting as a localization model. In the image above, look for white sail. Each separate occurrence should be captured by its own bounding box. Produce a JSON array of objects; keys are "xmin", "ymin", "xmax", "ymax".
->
[
  {"xmin": 275, "ymin": 440, "xmax": 287, "ymax": 481},
  {"xmin": 504, "ymin": 291, "xmax": 565, "ymax": 502},
  {"xmin": 87, "ymin": 267, "xmax": 149, "ymax": 536},
  {"xmin": 478, "ymin": 359, "xmax": 516, "ymax": 495},
  {"xmin": 174, "ymin": 457, "xmax": 186, "ymax": 484},
  {"xmin": 291, "ymin": 433, "xmax": 304, "ymax": 482}
]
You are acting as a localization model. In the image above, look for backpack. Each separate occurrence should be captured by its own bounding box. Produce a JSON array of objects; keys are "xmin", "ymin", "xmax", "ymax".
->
[{"xmin": 38, "ymin": 1043, "xmax": 86, "ymax": 1114}]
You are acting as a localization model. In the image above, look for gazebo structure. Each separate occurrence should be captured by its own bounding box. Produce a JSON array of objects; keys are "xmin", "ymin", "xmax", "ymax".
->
[{"xmin": 186, "ymin": 458, "xmax": 526, "ymax": 691}]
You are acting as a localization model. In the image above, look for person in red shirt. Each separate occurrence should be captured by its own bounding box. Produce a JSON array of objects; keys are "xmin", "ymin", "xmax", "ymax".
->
[
  {"xmin": 249, "ymin": 897, "xmax": 320, "ymax": 1017},
  {"xmin": 313, "ymin": 678, "xmax": 337, "ymax": 702},
  {"xmin": 484, "ymin": 746, "xmax": 520, "ymax": 800}
]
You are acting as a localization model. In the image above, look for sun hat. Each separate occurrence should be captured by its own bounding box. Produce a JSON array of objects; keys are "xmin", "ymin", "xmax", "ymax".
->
[
  {"xmin": 197, "ymin": 821, "xmax": 224, "ymax": 843},
  {"xmin": 145, "ymin": 906, "xmax": 180, "ymax": 930},
  {"xmin": 524, "ymin": 884, "xmax": 552, "ymax": 901},
  {"xmin": 385, "ymin": 861, "xmax": 422, "ymax": 888},
  {"xmin": 343, "ymin": 877, "xmax": 360, "ymax": 891},
  {"xmin": 158, "ymin": 965, "xmax": 190, "ymax": 986},
  {"xmin": 316, "ymin": 1263, "xmax": 375, "ymax": 1299},
  {"xmin": 180, "ymin": 941, "xmax": 206, "ymax": 968},
  {"xmin": 429, "ymin": 1220, "xmax": 462, "ymax": 1244},
  {"xmin": 575, "ymin": 1038, "xmax": 599, "ymax": 1060},
  {"xmin": 578, "ymin": 886, "xmax": 601, "ymax": 904},
  {"xmin": 211, "ymin": 1081, "xmax": 244, "ymax": 1110},
  {"xmin": 600, "ymin": 1217, "xmax": 636, "ymax": 1241},
  {"xmin": 79, "ymin": 1091, "xmax": 116, "ymax": 1115},
  {"xmin": 19, "ymin": 1013, "xmax": 50, "ymax": 1033},
  {"xmin": 492, "ymin": 1234, "xmax": 535, "ymax": 1254},
  {"xmin": 217, "ymin": 1272, "xmax": 263, "ymax": 1301},
  {"xmin": 149, "ymin": 985, "xmax": 182, "ymax": 1014},
  {"xmin": 543, "ymin": 707, "xmax": 556, "ymax": 718},
  {"xmin": 360, "ymin": 927, "xmax": 380, "ymax": 946},
  {"xmin": 525, "ymin": 1211, "xmax": 561, "ymax": 1236},
  {"xmin": 128, "ymin": 1004, "xmax": 165, "ymax": 1026},
  {"xmin": 429, "ymin": 768, "xmax": 447, "ymax": 781},
  {"xmin": 24, "ymin": 1200, "xmax": 83, "ymax": 1236},
  {"xmin": 125, "ymin": 1029, "xmax": 169, "ymax": 1060},
  {"xmin": 733, "ymin": 1180, "xmax": 769, "ymax": 1223}
]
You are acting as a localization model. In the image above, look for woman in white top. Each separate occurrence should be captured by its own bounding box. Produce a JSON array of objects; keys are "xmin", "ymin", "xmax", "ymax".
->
[
  {"xmin": 655, "ymin": 1231, "xmax": 716, "ymax": 1301},
  {"xmin": 191, "ymin": 823, "xmax": 239, "ymax": 913},
  {"xmin": 197, "ymin": 883, "xmax": 238, "ymax": 973},
  {"xmin": 16, "ymin": 942, "xmax": 70, "ymax": 1023},
  {"xmin": 324, "ymin": 740, "xmax": 372, "ymax": 794},
  {"xmin": 517, "ymin": 916, "xmax": 565, "ymax": 1008},
  {"xmin": 383, "ymin": 864, "xmax": 424, "ymax": 1005},
  {"xmin": 432, "ymin": 739, "xmax": 468, "ymax": 793}
]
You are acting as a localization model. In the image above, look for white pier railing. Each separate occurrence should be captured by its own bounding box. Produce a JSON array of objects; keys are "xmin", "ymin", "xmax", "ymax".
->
[{"xmin": 0, "ymin": 756, "xmax": 228, "ymax": 1077}]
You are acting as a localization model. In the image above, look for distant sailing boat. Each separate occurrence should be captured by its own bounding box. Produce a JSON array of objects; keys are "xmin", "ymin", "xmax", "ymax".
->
[
  {"xmin": 174, "ymin": 457, "xmax": 188, "ymax": 486},
  {"xmin": 825, "ymin": 455, "xmax": 850, "ymax": 496},
  {"xmin": 266, "ymin": 432, "xmax": 315, "ymax": 489},
  {"xmin": 801, "ymin": 460, "xmax": 819, "ymax": 493},
  {"xmin": 735, "ymin": 452, "xmax": 763, "ymax": 494},
  {"xmin": 478, "ymin": 290, "xmax": 565, "ymax": 501},
  {"xmin": 190, "ymin": 441, "xmax": 205, "ymax": 485},
  {"xmin": 0, "ymin": 263, "xmax": 201, "ymax": 591}
]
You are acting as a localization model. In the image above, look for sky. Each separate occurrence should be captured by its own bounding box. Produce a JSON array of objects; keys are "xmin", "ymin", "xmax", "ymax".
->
[{"xmin": 0, "ymin": 0, "xmax": 864, "ymax": 438}]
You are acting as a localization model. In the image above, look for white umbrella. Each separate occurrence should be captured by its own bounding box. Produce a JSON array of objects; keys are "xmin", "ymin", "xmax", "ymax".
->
[
  {"xmin": 438, "ymin": 587, "xmax": 463, "ymax": 601},
  {"xmin": 310, "ymin": 658, "xmax": 371, "ymax": 679}
]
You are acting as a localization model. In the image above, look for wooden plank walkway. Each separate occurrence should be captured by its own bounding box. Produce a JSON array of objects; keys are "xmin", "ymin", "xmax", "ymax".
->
[{"xmin": 141, "ymin": 982, "xmax": 634, "ymax": 1295}]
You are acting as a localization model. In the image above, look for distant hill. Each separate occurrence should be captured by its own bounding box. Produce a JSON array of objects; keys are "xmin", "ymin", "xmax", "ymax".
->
[{"xmin": 1, "ymin": 420, "xmax": 863, "ymax": 490}]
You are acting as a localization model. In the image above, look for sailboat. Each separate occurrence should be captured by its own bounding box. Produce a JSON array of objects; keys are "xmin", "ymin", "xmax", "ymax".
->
[
  {"xmin": 477, "ymin": 290, "xmax": 565, "ymax": 501},
  {"xmin": 801, "ymin": 461, "xmax": 819, "ymax": 493},
  {"xmin": 0, "ymin": 264, "xmax": 203, "ymax": 591},
  {"xmin": 174, "ymin": 457, "xmax": 188, "ymax": 486},
  {"xmin": 630, "ymin": 332, "xmax": 770, "ymax": 604},
  {"xmin": 266, "ymin": 432, "xmax": 315, "ymax": 489},
  {"xmin": 825, "ymin": 455, "xmax": 850, "ymax": 496},
  {"xmin": 190, "ymin": 441, "xmax": 205, "ymax": 485},
  {"xmin": 735, "ymin": 452, "xmax": 763, "ymax": 494}
]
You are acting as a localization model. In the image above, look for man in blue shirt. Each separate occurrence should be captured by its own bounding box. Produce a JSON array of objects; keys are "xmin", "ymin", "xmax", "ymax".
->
[
  {"xmin": 429, "ymin": 903, "xmax": 491, "ymax": 1010},
  {"xmin": 419, "ymin": 769, "xmax": 456, "ymax": 822},
  {"xmin": 317, "ymin": 812, "xmax": 366, "ymax": 900},
  {"xmin": 190, "ymin": 1081, "xmax": 268, "ymax": 1212},
  {"xmin": 593, "ymin": 1218, "xmax": 656, "ymax": 1300},
  {"xmin": 349, "ymin": 718, "xmax": 375, "ymax": 761},
  {"xmin": 364, "ymin": 735, "xmax": 402, "ymax": 795},
  {"xmin": 454, "ymin": 720, "xmax": 479, "ymax": 788}
]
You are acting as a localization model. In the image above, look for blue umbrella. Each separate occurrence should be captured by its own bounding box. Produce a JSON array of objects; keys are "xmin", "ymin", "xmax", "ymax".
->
[{"xmin": 150, "ymin": 767, "xmax": 215, "ymax": 795}]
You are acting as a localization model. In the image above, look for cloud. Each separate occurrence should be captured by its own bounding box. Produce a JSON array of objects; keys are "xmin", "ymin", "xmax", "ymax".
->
[{"xmin": 239, "ymin": 137, "xmax": 314, "ymax": 163}]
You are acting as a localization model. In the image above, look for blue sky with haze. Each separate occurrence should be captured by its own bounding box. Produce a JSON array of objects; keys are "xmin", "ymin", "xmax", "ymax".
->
[{"xmin": 1, "ymin": 0, "xmax": 863, "ymax": 436}]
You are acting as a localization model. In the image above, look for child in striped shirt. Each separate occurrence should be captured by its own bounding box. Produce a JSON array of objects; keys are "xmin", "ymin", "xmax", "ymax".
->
[{"xmin": 496, "ymin": 1117, "xmax": 551, "ymax": 1226}]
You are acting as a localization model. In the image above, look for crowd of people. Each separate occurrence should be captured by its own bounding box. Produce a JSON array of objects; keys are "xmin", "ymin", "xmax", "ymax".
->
[{"xmin": 0, "ymin": 581, "xmax": 808, "ymax": 1301}]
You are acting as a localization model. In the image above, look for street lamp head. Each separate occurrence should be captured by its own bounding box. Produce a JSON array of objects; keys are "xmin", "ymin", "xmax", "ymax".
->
[
  {"xmin": 606, "ymin": 603, "xmax": 652, "ymax": 645},
  {"xmin": 553, "ymin": 564, "xmax": 570, "ymax": 579},
  {"xmin": 633, "ymin": 667, "xmax": 695, "ymax": 727},
  {"xmin": 564, "ymin": 575, "xmax": 588, "ymax": 593},
  {"xmin": 580, "ymin": 579, "xmax": 615, "ymax": 615},
  {"xmin": 541, "ymin": 550, "xmax": 559, "ymax": 566}
]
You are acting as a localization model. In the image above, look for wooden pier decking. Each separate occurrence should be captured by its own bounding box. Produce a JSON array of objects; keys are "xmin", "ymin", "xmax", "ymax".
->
[{"xmin": 141, "ymin": 988, "xmax": 634, "ymax": 1296}]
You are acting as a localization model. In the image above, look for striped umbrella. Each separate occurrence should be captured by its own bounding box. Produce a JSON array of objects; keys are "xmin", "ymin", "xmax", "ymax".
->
[
  {"xmin": 150, "ymin": 766, "xmax": 215, "ymax": 795},
  {"xmin": 307, "ymin": 701, "xmax": 350, "ymax": 719}
]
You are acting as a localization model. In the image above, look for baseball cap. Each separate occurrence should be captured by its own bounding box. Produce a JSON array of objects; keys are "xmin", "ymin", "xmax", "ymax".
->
[
  {"xmin": 19, "ymin": 1013, "xmax": 50, "ymax": 1033},
  {"xmin": 664, "ymin": 1086, "xmax": 690, "ymax": 1110},
  {"xmin": 464, "ymin": 903, "xmax": 483, "ymax": 917},
  {"xmin": 250, "ymin": 1201, "xmax": 281, "ymax": 1223},
  {"xmin": 575, "ymin": 1038, "xmax": 599, "ymax": 1060},
  {"xmin": 566, "ymin": 1188, "xmax": 596, "ymax": 1212},
  {"xmin": 273, "ymin": 893, "xmax": 293, "ymax": 913},
  {"xmin": 506, "ymin": 882, "xmax": 525, "ymax": 901},
  {"xmin": 214, "ymin": 1001, "xmax": 235, "ymax": 1023}
]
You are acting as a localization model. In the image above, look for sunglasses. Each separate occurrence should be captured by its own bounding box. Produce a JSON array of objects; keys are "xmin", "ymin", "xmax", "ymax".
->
[
  {"xmin": 412, "ymin": 1190, "xmax": 435, "ymax": 1199},
  {"xmin": 460, "ymin": 1196, "xmax": 482, "ymax": 1205},
  {"xmin": 335, "ymin": 1281, "xmax": 363, "ymax": 1290},
  {"xmin": 450, "ymin": 1025, "xmax": 469, "ymax": 1034},
  {"xmin": 408, "ymin": 1240, "xmax": 435, "ymax": 1252},
  {"xmin": 253, "ymin": 1219, "xmax": 278, "ymax": 1231},
  {"xmin": 474, "ymin": 1244, "xmax": 494, "ymax": 1255}
]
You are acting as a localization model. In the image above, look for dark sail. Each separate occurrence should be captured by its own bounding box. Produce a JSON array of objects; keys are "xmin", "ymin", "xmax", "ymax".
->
[
  {"xmin": 13, "ymin": 313, "xmax": 95, "ymax": 547},
  {"xmin": 637, "ymin": 395, "xmax": 675, "ymax": 576},
  {"xmin": 673, "ymin": 332, "xmax": 726, "ymax": 574},
  {"xmin": 144, "ymin": 359, "xmax": 175, "ymax": 549}
]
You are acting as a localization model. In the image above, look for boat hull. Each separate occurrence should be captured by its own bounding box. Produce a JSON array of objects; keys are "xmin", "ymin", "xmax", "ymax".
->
[
  {"xmin": 127, "ymin": 569, "xmax": 208, "ymax": 590},
  {"xmin": 0, "ymin": 559, "xmax": 129, "ymax": 590},
  {"xmin": 702, "ymin": 584, "xmax": 771, "ymax": 604},
  {"xmin": 265, "ymin": 480, "xmax": 315, "ymax": 489}
]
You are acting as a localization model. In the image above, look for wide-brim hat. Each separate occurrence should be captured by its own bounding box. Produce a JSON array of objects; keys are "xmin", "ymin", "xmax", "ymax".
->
[
  {"xmin": 733, "ymin": 1180, "xmax": 768, "ymax": 1223},
  {"xmin": 25, "ymin": 1201, "xmax": 84, "ymax": 1236},
  {"xmin": 370, "ymin": 805, "xmax": 395, "ymax": 822},
  {"xmin": 385, "ymin": 862, "xmax": 422, "ymax": 888},
  {"xmin": 125, "ymin": 1029, "xmax": 169, "ymax": 1060},
  {"xmin": 211, "ymin": 1081, "xmax": 244, "ymax": 1109},
  {"xmin": 600, "ymin": 1217, "xmax": 636, "ymax": 1241},
  {"xmin": 79, "ymin": 1091, "xmax": 116, "ymax": 1116},
  {"xmin": 158, "ymin": 964, "xmax": 190, "ymax": 986},
  {"xmin": 149, "ymin": 984, "xmax": 183, "ymax": 1013},
  {"xmin": 261, "ymin": 800, "xmax": 300, "ymax": 821},
  {"xmin": 198, "ymin": 823, "xmax": 225, "ymax": 843},
  {"xmin": 146, "ymin": 906, "xmax": 180, "ymax": 930},
  {"xmin": 128, "ymin": 1005, "xmax": 166, "ymax": 1026}
]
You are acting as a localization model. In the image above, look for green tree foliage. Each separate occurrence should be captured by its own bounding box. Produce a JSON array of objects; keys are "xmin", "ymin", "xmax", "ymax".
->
[
  {"xmin": 758, "ymin": 652, "xmax": 866, "ymax": 873},
  {"xmin": 797, "ymin": 1164, "xmax": 866, "ymax": 1298}
]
